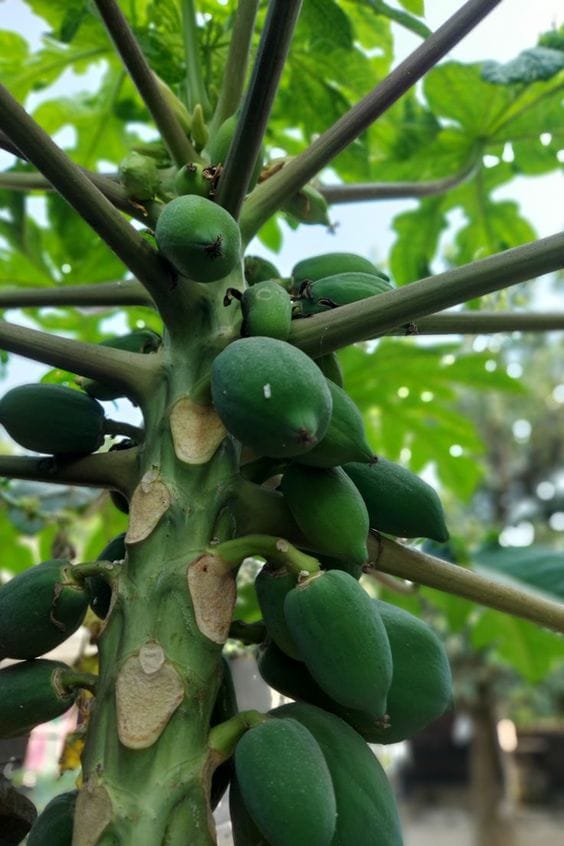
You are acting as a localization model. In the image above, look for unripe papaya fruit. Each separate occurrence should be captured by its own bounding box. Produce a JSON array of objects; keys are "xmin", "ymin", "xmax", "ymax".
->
[
  {"xmin": 87, "ymin": 532, "xmax": 126, "ymax": 620},
  {"xmin": 255, "ymin": 564, "xmax": 301, "ymax": 660},
  {"xmin": 297, "ymin": 272, "xmax": 393, "ymax": 316},
  {"xmin": 211, "ymin": 337, "xmax": 332, "ymax": 458},
  {"xmin": 174, "ymin": 162, "xmax": 214, "ymax": 198},
  {"xmin": 343, "ymin": 458, "xmax": 449, "ymax": 542},
  {"xmin": 241, "ymin": 281, "xmax": 292, "ymax": 341},
  {"xmin": 155, "ymin": 195, "xmax": 241, "ymax": 282},
  {"xmin": 27, "ymin": 790, "xmax": 77, "ymax": 846},
  {"xmin": 207, "ymin": 115, "xmax": 264, "ymax": 191},
  {"xmin": 0, "ymin": 384, "xmax": 106, "ymax": 456},
  {"xmin": 244, "ymin": 255, "xmax": 281, "ymax": 287},
  {"xmin": 0, "ymin": 659, "xmax": 79, "ymax": 738},
  {"xmin": 272, "ymin": 703, "xmax": 403, "ymax": 846},
  {"xmin": 81, "ymin": 330, "xmax": 161, "ymax": 401},
  {"xmin": 229, "ymin": 774, "xmax": 269, "ymax": 846},
  {"xmin": 298, "ymin": 378, "xmax": 374, "ymax": 468},
  {"xmin": 234, "ymin": 717, "xmax": 337, "ymax": 846},
  {"xmin": 291, "ymin": 253, "xmax": 389, "ymax": 290},
  {"xmin": 280, "ymin": 465, "xmax": 369, "ymax": 564},
  {"xmin": 0, "ymin": 560, "xmax": 89, "ymax": 660},
  {"xmin": 316, "ymin": 551, "xmax": 363, "ymax": 580},
  {"xmin": 118, "ymin": 151, "xmax": 159, "ymax": 202},
  {"xmin": 210, "ymin": 657, "xmax": 238, "ymax": 811},
  {"xmin": 315, "ymin": 353, "xmax": 344, "ymax": 388},
  {"xmin": 283, "ymin": 570, "xmax": 393, "ymax": 718},
  {"xmin": 281, "ymin": 185, "xmax": 330, "ymax": 226}
]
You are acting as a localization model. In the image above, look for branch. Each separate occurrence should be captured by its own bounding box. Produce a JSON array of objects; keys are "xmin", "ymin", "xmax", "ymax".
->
[
  {"xmin": 289, "ymin": 232, "xmax": 564, "ymax": 356},
  {"xmin": 94, "ymin": 0, "xmax": 197, "ymax": 166},
  {"xmin": 0, "ymin": 84, "xmax": 173, "ymax": 306},
  {"xmin": 405, "ymin": 311, "xmax": 564, "ymax": 335},
  {"xmin": 239, "ymin": 0, "xmax": 503, "ymax": 241},
  {"xmin": 215, "ymin": 0, "xmax": 303, "ymax": 218},
  {"xmin": 369, "ymin": 535, "xmax": 564, "ymax": 635},
  {"xmin": 0, "ymin": 320, "xmax": 159, "ymax": 402},
  {"xmin": 208, "ymin": 0, "xmax": 260, "ymax": 134},
  {"xmin": 181, "ymin": 0, "xmax": 211, "ymax": 116},
  {"xmin": 0, "ymin": 280, "xmax": 153, "ymax": 310},
  {"xmin": 0, "ymin": 447, "xmax": 139, "ymax": 495}
]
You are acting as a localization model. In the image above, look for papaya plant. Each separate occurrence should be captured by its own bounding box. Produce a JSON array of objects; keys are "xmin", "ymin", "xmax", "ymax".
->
[{"xmin": 0, "ymin": 2, "xmax": 563, "ymax": 844}]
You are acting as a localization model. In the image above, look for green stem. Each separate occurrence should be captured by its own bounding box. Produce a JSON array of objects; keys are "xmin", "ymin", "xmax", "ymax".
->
[
  {"xmin": 58, "ymin": 670, "xmax": 98, "ymax": 695},
  {"xmin": 208, "ymin": 0, "xmax": 260, "ymax": 134},
  {"xmin": 369, "ymin": 535, "xmax": 564, "ymax": 634},
  {"xmin": 181, "ymin": 0, "xmax": 211, "ymax": 116},
  {"xmin": 239, "ymin": 0, "xmax": 503, "ymax": 242},
  {"xmin": 405, "ymin": 311, "xmax": 564, "ymax": 335},
  {"xmin": 367, "ymin": 0, "xmax": 432, "ymax": 38},
  {"xmin": 289, "ymin": 232, "xmax": 564, "ymax": 356},
  {"xmin": 93, "ymin": 0, "xmax": 197, "ymax": 166},
  {"xmin": 0, "ymin": 84, "xmax": 173, "ymax": 302},
  {"xmin": 208, "ymin": 710, "xmax": 266, "ymax": 760},
  {"xmin": 0, "ymin": 319, "xmax": 159, "ymax": 403},
  {"xmin": 215, "ymin": 0, "xmax": 304, "ymax": 219},
  {"xmin": 228, "ymin": 619, "xmax": 267, "ymax": 645},
  {"xmin": 209, "ymin": 534, "xmax": 319, "ymax": 576},
  {"xmin": 104, "ymin": 419, "xmax": 145, "ymax": 443},
  {"xmin": 0, "ymin": 449, "xmax": 138, "ymax": 494},
  {"xmin": 0, "ymin": 280, "xmax": 153, "ymax": 310},
  {"xmin": 72, "ymin": 560, "xmax": 121, "ymax": 580}
]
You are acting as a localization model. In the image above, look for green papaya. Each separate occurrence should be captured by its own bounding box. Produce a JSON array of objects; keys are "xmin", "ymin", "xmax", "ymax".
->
[
  {"xmin": 0, "ymin": 560, "xmax": 89, "ymax": 660},
  {"xmin": 241, "ymin": 281, "xmax": 293, "ymax": 341},
  {"xmin": 255, "ymin": 564, "xmax": 301, "ymax": 660},
  {"xmin": 343, "ymin": 458, "xmax": 449, "ymax": 542},
  {"xmin": 0, "ymin": 773, "xmax": 37, "ymax": 845},
  {"xmin": 207, "ymin": 114, "xmax": 263, "ymax": 191},
  {"xmin": 211, "ymin": 337, "xmax": 332, "ymax": 459},
  {"xmin": 88, "ymin": 532, "xmax": 126, "ymax": 620},
  {"xmin": 234, "ymin": 717, "xmax": 337, "ymax": 846},
  {"xmin": 174, "ymin": 162, "xmax": 215, "ymax": 198},
  {"xmin": 155, "ymin": 195, "xmax": 241, "ymax": 282},
  {"xmin": 0, "ymin": 659, "xmax": 79, "ymax": 738},
  {"xmin": 315, "ymin": 354, "xmax": 344, "ymax": 388},
  {"xmin": 297, "ymin": 272, "xmax": 393, "ymax": 316},
  {"xmin": 229, "ymin": 774, "xmax": 270, "ymax": 846},
  {"xmin": 272, "ymin": 703, "xmax": 403, "ymax": 846},
  {"xmin": 281, "ymin": 185, "xmax": 331, "ymax": 226},
  {"xmin": 27, "ymin": 790, "xmax": 77, "ymax": 846},
  {"xmin": 118, "ymin": 151, "xmax": 159, "ymax": 202},
  {"xmin": 0, "ymin": 384, "xmax": 106, "ymax": 456},
  {"xmin": 81, "ymin": 330, "xmax": 161, "ymax": 401},
  {"xmin": 316, "ymin": 551, "xmax": 363, "ymax": 580},
  {"xmin": 244, "ymin": 256, "xmax": 281, "ymax": 287},
  {"xmin": 298, "ymin": 379, "xmax": 374, "ymax": 468},
  {"xmin": 280, "ymin": 465, "xmax": 369, "ymax": 565},
  {"xmin": 291, "ymin": 253, "xmax": 389, "ymax": 290},
  {"xmin": 210, "ymin": 657, "xmax": 238, "ymax": 810},
  {"xmin": 283, "ymin": 570, "xmax": 392, "ymax": 717}
]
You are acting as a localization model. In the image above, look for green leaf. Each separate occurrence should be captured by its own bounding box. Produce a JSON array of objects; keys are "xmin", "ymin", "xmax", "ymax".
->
[
  {"xmin": 474, "ymin": 545, "xmax": 564, "ymax": 601},
  {"xmin": 390, "ymin": 197, "xmax": 447, "ymax": 284},
  {"xmin": 482, "ymin": 48, "xmax": 564, "ymax": 85},
  {"xmin": 299, "ymin": 0, "xmax": 354, "ymax": 51}
]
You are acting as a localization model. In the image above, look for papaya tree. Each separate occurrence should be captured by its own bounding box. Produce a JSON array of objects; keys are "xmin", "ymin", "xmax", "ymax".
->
[{"xmin": 0, "ymin": 1, "xmax": 563, "ymax": 844}]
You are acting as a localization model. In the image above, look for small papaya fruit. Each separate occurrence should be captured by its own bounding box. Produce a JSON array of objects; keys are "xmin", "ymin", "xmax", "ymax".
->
[
  {"xmin": 291, "ymin": 252, "xmax": 389, "ymax": 290},
  {"xmin": 211, "ymin": 337, "xmax": 332, "ymax": 458},
  {"xmin": 118, "ymin": 151, "xmax": 160, "ymax": 202},
  {"xmin": 81, "ymin": 330, "xmax": 161, "ymax": 401},
  {"xmin": 241, "ymin": 281, "xmax": 293, "ymax": 341},
  {"xmin": 315, "ymin": 353, "xmax": 344, "ymax": 388},
  {"xmin": 0, "ymin": 384, "xmax": 106, "ymax": 456},
  {"xmin": 272, "ymin": 703, "xmax": 403, "ymax": 846},
  {"xmin": 255, "ymin": 564, "xmax": 301, "ymax": 660},
  {"xmin": 343, "ymin": 458, "xmax": 449, "ymax": 542},
  {"xmin": 207, "ymin": 114, "xmax": 263, "ymax": 191},
  {"xmin": 280, "ymin": 464, "xmax": 369, "ymax": 565},
  {"xmin": 155, "ymin": 195, "xmax": 241, "ymax": 282},
  {"xmin": 234, "ymin": 717, "xmax": 337, "ymax": 846},
  {"xmin": 281, "ymin": 184, "xmax": 331, "ymax": 226},
  {"xmin": 229, "ymin": 774, "xmax": 269, "ymax": 846},
  {"xmin": 244, "ymin": 255, "xmax": 281, "ymax": 286},
  {"xmin": 27, "ymin": 790, "xmax": 77, "ymax": 846},
  {"xmin": 297, "ymin": 272, "xmax": 393, "ymax": 316},
  {"xmin": 0, "ymin": 560, "xmax": 89, "ymax": 660},
  {"xmin": 87, "ymin": 532, "xmax": 126, "ymax": 620},
  {"xmin": 0, "ymin": 659, "xmax": 79, "ymax": 738},
  {"xmin": 283, "ymin": 570, "xmax": 393, "ymax": 718},
  {"xmin": 297, "ymin": 378, "xmax": 374, "ymax": 468},
  {"xmin": 174, "ymin": 162, "xmax": 215, "ymax": 198}
]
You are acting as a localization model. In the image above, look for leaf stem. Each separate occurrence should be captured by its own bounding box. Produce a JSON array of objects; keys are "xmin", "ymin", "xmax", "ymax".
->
[
  {"xmin": 215, "ymin": 0, "xmax": 304, "ymax": 218},
  {"xmin": 405, "ymin": 311, "xmax": 564, "ymax": 335},
  {"xmin": 93, "ymin": 0, "xmax": 197, "ymax": 166},
  {"xmin": 208, "ymin": 0, "xmax": 260, "ymax": 134},
  {"xmin": 369, "ymin": 534, "xmax": 564, "ymax": 635},
  {"xmin": 0, "ymin": 280, "xmax": 153, "ymax": 310},
  {"xmin": 289, "ymin": 232, "xmax": 564, "ymax": 356},
  {"xmin": 239, "ymin": 0, "xmax": 503, "ymax": 241},
  {"xmin": 181, "ymin": 0, "xmax": 211, "ymax": 116},
  {"xmin": 0, "ymin": 448, "xmax": 138, "ymax": 494}
]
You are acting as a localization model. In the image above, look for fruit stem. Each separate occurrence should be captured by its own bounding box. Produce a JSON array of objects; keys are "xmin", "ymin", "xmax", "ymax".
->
[
  {"xmin": 208, "ymin": 710, "xmax": 266, "ymax": 760},
  {"xmin": 104, "ymin": 419, "xmax": 145, "ymax": 443},
  {"xmin": 71, "ymin": 560, "xmax": 121, "ymax": 581},
  {"xmin": 58, "ymin": 670, "xmax": 98, "ymax": 696},
  {"xmin": 228, "ymin": 619, "xmax": 267, "ymax": 644},
  {"xmin": 208, "ymin": 534, "xmax": 320, "ymax": 576}
]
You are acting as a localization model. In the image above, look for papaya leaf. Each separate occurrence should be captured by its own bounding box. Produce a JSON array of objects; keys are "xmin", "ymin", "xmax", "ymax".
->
[
  {"xmin": 482, "ymin": 48, "xmax": 564, "ymax": 85},
  {"xmin": 389, "ymin": 197, "xmax": 447, "ymax": 285},
  {"xmin": 474, "ymin": 545, "xmax": 564, "ymax": 601}
]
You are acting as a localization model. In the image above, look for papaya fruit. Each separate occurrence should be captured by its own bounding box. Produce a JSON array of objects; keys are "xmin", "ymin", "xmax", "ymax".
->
[
  {"xmin": 272, "ymin": 703, "xmax": 403, "ymax": 846},
  {"xmin": 229, "ymin": 774, "xmax": 270, "ymax": 846},
  {"xmin": 297, "ymin": 272, "xmax": 393, "ymax": 316},
  {"xmin": 0, "ymin": 772, "xmax": 37, "ymax": 845},
  {"xmin": 244, "ymin": 255, "xmax": 281, "ymax": 287},
  {"xmin": 291, "ymin": 253, "xmax": 389, "ymax": 290},
  {"xmin": 174, "ymin": 162, "xmax": 215, "ymax": 198},
  {"xmin": 315, "ymin": 353, "xmax": 344, "ymax": 388},
  {"xmin": 211, "ymin": 337, "xmax": 332, "ymax": 458},
  {"xmin": 280, "ymin": 464, "xmax": 369, "ymax": 564},
  {"xmin": 0, "ymin": 384, "xmax": 106, "ymax": 456},
  {"xmin": 241, "ymin": 281, "xmax": 292, "ymax": 341},
  {"xmin": 316, "ymin": 551, "xmax": 363, "ymax": 580},
  {"xmin": 210, "ymin": 657, "xmax": 238, "ymax": 811},
  {"xmin": 255, "ymin": 564, "xmax": 301, "ymax": 660},
  {"xmin": 234, "ymin": 717, "xmax": 337, "ymax": 846},
  {"xmin": 0, "ymin": 560, "xmax": 89, "ymax": 660},
  {"xmin": 0, "ymin": 659, "xmax": 79, "ymax": 738},
  {"xmin": 118, "ymin": 151, "xmax": 160, "ymax": 202},
  {"xmin": 81, "ymin": 330, "xmax": 161, "ymax": 401},
  {"xmin": 283, "ymin": 570, "xmax": 393, "ymax": 718},
  {"xmin": 298, "ymin": 379, "xmax": 374, "ymax": 468},
  {"xmin": 343, "ymin": 458, "xmax": 449, "ymax": 542},
  {"xmin": 207, "ymin": 114, "xmax": 263, "ymax": 191},
  {"xmin": 155, "ymin": 194, "xmax": 241, "ymax": 282},
  {"xmin": 88, "ymin": 532, "xmax": 126, "ymax": 620},
  {"xmin": 27, "ymin": 790, "xmax": 77, "ymax": 846},
  {"xmin": 281, "ymin": 185, "xmax": 330, "ymax": 226}
]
